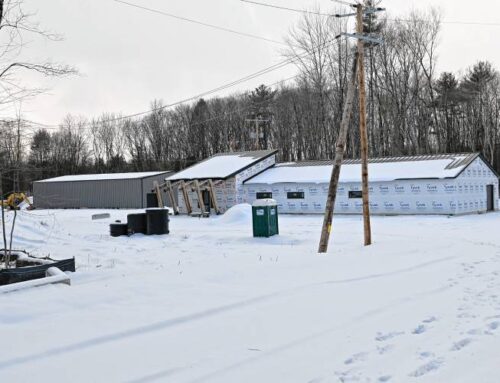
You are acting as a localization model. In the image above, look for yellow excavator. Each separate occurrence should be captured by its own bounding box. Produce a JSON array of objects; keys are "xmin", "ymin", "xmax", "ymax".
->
[{"xmin": 1, "ymin": 193, "xmax": 35, "ymax": 210}]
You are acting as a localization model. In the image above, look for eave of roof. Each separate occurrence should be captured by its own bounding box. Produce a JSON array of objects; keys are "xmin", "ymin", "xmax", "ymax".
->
[
  {"xmin": 35, "ymin": 171, "xmax": 172, "ymax": 183},
  {"xmin": 167, "ymin": 149, "xmax": 278, "ymax": 181},
  {"xmin": 244, "ymin": 152, "xmax": 491, "ymax": 184}
]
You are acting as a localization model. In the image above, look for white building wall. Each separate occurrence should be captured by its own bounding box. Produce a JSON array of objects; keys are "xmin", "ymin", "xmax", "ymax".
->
[
  {"xmin": 454, "ymin": 157, "xmax": 498, "ymax": 214},
  {"xmin": 244, "ymin": 179, "xmax": 460, "ymax": 215},
  {"xmin": 177, "ymin": 178, "xmax": 236, "ymax": 214},
  {"xmin": 235, "ymin": 155, "xmax": 276, "ymax": 204},
  {"xmin": 176, "ymin": 154, "xmax": 276, "ymax": 214},
  {"xmin": 244, "ymin": 157, "xmax": 500, "ymax": 215}
]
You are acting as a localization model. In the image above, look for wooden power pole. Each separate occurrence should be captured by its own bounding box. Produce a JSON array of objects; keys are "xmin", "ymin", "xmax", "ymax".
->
[
  {"xmin": 318, "ymin": 51, "xmax": 359, "ymax": 253},
  {"xmin": 318, "ymin": 1, "xmax": 384, "ymax": 252},
  {"xmin": 356, "ymin": 3, "xmax": 372, "ymax": 246}
]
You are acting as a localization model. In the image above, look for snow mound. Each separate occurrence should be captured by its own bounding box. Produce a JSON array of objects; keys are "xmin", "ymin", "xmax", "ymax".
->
[{"xmin": 217, "ymin": 203, "xmax": 252, "ymax": 225}]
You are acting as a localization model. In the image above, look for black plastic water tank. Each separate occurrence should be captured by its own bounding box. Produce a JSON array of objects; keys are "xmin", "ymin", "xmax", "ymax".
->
[
  {"xmin": 127, "ymin": 213, "xmax": 147, "ymax": 234},
  {"xmin": 146, "ymin": 208, "xmax": 169, "ymax": 235},
  {"xmin": 110, "ymin": 223, "xmax": 128, "ymax": 237},
  {"xmin": 147, "ymin": 193, "xmax": 158, "ymax": 208}
]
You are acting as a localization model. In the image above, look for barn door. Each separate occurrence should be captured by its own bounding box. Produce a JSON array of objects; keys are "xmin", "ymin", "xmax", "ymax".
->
[{"xmin": 486, "ymin": 185, "xmax": 494, "ymax": 211}]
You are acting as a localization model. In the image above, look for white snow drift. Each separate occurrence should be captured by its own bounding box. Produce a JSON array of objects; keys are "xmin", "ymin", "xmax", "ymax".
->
[{"xmin": 0, "ymin": 207, "xmax": 499, "ymax": 382}]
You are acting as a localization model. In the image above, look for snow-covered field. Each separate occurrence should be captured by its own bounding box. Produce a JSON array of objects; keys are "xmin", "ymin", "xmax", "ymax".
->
[{"xmin": 1, "ymin": 206, "xmax": 500, "ymax": 382}]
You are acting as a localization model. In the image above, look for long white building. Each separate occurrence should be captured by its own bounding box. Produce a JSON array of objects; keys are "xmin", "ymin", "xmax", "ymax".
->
[{"xmin": 243, "ymin": 153, "xmax": 499, "ymax": 215}]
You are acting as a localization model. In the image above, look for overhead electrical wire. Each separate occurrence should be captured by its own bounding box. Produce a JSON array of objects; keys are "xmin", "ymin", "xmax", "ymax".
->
[
  {"xmin": 240, "ymin": 0, "xmax": 333, "ymax": 17},
  {"xmin": 8, "ymin": 1, "xmax": 355, "ymax": 132},
  {"xmin": 240, "ymin": 0, "xmax": 500, "ymax": 27},
  {"xmin": 112, "ymin": 0, "xmax": 286, "ymax": 45},
  {"xmin": 22, "ymin": 35, "xmax": 344, "ymax": 131}
]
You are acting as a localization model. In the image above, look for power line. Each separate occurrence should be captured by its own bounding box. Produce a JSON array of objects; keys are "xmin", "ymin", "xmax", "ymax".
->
[
  {"xmin": 23, "ymin": 36, "xmax": 343, "ymax": 131},
  {"xmin": 394, "ymin": 19, "xmax": 500, "ymax": 27},
  {"xmin": 240, "ymin": 0, "xmax": 333, "ymax": 17},
  {"xmin": 112, "ymin": 0, "xmax": 286, "ymax": 45},
  {"xmin": 241, "ymin": 0, "xmax": 500, "ymax": 27},
  {"xmin": 19, "ymin": 74, "xmax": 302, "ymax": 141}
]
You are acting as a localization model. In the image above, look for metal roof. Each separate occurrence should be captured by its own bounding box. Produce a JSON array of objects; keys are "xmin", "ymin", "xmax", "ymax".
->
[
  {"xmin": 245, "ymin": 153, "xmax": 497, "ymax": 184},
  {"xmin": 276, "ymin": 153, "xmax": 479, "ymax": 169},
  {"xmin": 167, "ymin": 150, "xmax": 278, "ymax": 181},
  {"xmin": 36, "ymin": 171, "xmax": 172, "ymax": 183}
]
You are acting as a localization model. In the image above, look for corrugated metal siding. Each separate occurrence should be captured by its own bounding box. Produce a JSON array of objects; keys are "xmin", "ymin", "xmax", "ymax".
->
[
  {"xmin": 141, "ymin": 173, "xmax": 177, "ymax": 208},
  {"xmin": 33, "ymin": 172, "xmax": 173, "ymax": 209},
  {"xmin": 33, "ymin": 179, "xmax": 142, "ymax": 208}
]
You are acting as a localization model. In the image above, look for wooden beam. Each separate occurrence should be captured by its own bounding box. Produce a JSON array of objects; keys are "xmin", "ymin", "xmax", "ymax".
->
[
  {"xmin": 318, "ymin": 51, "xmax": 359, "ymax": 253},
  {"xmin": 180, "ymin": 181, "xmax": 192, "ymax": 215},
  {"xmin": 166, "ymin": 181, "xmax": 179, "ymax": 215},
  {"xmin": 356, "ymin": 4, "xmax": 372, "ymax": 246},
  {"xmin": 198, "ymin": 180, "xmax": 210, "ymax": 189},
  {"xmin": 193, "ymin": 180, "xmax": 207, "ymax": 215},
  {"xmin": 208, "ymin": 179, "xmax": 221, "ymax": 215},
  {"xmin": 152, "ymin": 181, "xmax": 164, "ymax": 208}
]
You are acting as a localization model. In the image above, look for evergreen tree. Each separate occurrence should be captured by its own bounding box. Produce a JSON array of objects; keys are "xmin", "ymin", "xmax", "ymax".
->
[{"xmin": 247, "ymin": 84, "xmax": 276, "ymax": 150}]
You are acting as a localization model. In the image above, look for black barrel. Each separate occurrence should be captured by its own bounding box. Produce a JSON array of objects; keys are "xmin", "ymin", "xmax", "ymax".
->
[
  {"xmin": 127, "ymin": 213, "xmax": 147, "ymax": 234},
  {"xmin": 110, "ymin": 223, "xmax": 128, "ymax": 237},
  {"xmin": 146, "ymin": 208, "xmax": 169, "ymax": 235},
  {"xmin": 147, "ymin": 193, "xmax": 159, "ymax": 208}
]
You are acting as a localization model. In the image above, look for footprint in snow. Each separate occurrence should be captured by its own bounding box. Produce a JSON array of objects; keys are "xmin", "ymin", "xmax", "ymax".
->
[
  {"xmin": 307, "ymin": 378, "xmax": 324, "ymax": 383},
  {"xmin": 422, "ymin": 316, "xmax": 437, "ymax": 324},
  {"xmin": 467, "ymin": 328, "xmax": 482, "ymax": 336},
  {"xmin": 412, "ymin": 325, "xmax": 427, "ymax": 335},
  {"xmin": 409, "ymin": 358, "xmax": 444, "ymax": 377},
  {"xmin": 450, "ymin": 338, "xmax": 473, "ymax": 351},
  {"xmin": 419, "ymin": 351, "xmax": 434, "ymax": 359},
  {"xmin": 486, "ymin": 321, "xmax": 500, "ymax": 332},
  {"xmin": 375, "ymin": 331, "xmax": 404, "ymax": 342},
  {"xmin": 378, "ymin": 376, "xmax": 391, "ymax": 382},
  {"xmin": 344, "ymin": 352, "xmax": 368, "ymax": 365},
  {"xmin": 377, "ymin": 344, "xmax": 394, "ymax": 355},
  {"xmin": 334, "ymin": 370, "xmax": 361, "ymax": 382}
]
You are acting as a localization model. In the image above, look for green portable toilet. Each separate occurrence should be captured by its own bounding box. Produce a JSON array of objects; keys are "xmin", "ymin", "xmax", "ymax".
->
[{"xmin": 252, "ymin": 199, "xmax": 279, "ymax": 238}]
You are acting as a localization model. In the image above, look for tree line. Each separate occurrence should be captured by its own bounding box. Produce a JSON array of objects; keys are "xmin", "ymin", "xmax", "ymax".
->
[{"xmin": 1, "ymin": 2, "xmax": 500, "ymax": 193}]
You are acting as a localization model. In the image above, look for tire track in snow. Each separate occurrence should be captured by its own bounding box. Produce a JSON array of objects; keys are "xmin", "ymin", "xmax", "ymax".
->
[{"xmin": 0, "ymin": 256, "xmax": 456, "ymax": 371}]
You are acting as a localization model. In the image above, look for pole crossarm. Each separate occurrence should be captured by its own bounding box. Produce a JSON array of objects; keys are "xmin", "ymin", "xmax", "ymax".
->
[{"xmin": 341, "ymin": 33, "xmax": 383, "ymax": 45}]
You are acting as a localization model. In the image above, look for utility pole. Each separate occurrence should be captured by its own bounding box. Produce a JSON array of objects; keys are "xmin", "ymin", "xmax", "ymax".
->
[
  {"xmin": 246, "ymin": 117, "xmax": 270, "ymax": 150},
  {"xmin": 318, "ymin": 51, "xmax": 359, "ymax": 253},
  {"xmin": 318, "ymin": 1, "xmax": 384, "ymax": 252},
  {"xmin": 356, "ymin": 3, "xmax": 371, "ymax": 246}
]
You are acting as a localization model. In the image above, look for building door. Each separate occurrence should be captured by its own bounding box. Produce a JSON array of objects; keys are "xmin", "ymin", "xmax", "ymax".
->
[
  {"xmin": 486, "ymin": 185, "xmax": 494, "ymax": 211},
  {"xmin": 202, "ymin": 190, "xmax": 211, "ymax": 212}
]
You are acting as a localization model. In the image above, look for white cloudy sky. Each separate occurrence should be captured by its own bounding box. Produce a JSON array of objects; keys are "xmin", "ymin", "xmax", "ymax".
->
[{"xmin": 6, "ymin": 0, "xmax": 500, "ymax": 126}]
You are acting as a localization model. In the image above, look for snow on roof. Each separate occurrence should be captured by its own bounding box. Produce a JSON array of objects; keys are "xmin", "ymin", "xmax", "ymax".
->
[
  {"xmin": 167, "ymin": 150, "xmax": 277, "ymax": 181},
  {"xmin": 36, "ymin": 171, "xmax": 171, "ymax": 183},
  {"xmin": 245, "ymin": 153, "xmax": 480, "ymax": 184}
]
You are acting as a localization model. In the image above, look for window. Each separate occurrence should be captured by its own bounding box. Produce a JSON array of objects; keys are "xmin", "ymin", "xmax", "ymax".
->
[
  {"xmin": 348, "ymin": 191, "xmax": 363, "ymax": 199},
  {"xmin": 256, "ymin": 192, "xmax": 272, "ymax": 199},
  {"xmin": 287, "ymin": 191, "xmax": 304, "ymax": 199}
]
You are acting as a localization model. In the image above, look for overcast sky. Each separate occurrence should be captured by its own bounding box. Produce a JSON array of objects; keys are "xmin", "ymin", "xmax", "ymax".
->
[{"xmin": 8, "ymin": 0, "xmax": 500, "ymax": 126}]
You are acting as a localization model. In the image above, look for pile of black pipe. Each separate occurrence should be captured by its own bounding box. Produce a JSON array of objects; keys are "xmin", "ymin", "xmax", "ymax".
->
[{"xmin": 110, "ymin": 209, "xmax": 169, "ymax": 237}]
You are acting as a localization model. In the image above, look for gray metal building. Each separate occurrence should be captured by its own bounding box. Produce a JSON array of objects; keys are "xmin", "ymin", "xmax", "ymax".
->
[{"xmin": 33, "ymin": 171, "xmax": 173, "ymax": 209}]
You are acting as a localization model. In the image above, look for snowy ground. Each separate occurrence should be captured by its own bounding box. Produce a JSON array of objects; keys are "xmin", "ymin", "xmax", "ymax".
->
[{"xmin": 1, "ymin": 206, "xmax": 499, "ymax": 382}]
